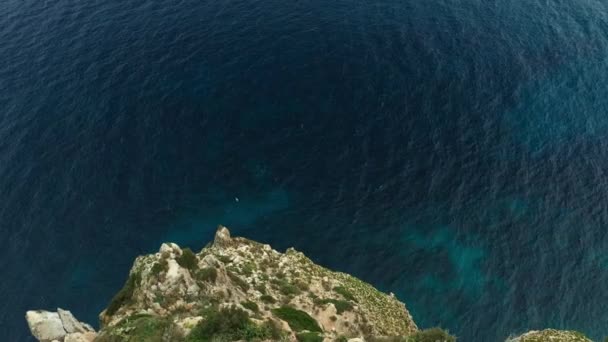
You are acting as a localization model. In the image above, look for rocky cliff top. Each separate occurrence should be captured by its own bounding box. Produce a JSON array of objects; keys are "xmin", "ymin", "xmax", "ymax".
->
[
  {"xmin": 505, "ymin": 330, "xmax": 593, "ymax": 342},
  {"xmin": 26, "ymin": 226, "xmax": 596, "ymax": 342},
  {"xmin": 96, "ymin": 225, "xmax": 417, "ymax": 341}
]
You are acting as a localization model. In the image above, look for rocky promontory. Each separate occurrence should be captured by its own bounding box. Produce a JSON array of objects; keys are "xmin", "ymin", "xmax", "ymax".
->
[{"xmin": 26, "ymin": 226, "xmax": 594, "ymax": 341}]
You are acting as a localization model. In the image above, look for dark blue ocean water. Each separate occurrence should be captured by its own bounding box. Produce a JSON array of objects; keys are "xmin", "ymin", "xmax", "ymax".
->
[{"xmin": 3, "ymin": 0, "xmax": 608, "ymax": 340}]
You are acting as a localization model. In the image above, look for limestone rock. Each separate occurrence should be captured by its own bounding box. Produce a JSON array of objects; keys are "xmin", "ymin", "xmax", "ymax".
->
[
  {"xmin": 26, "ymin": 309, "xmax": 96, "ymax": 342},
  {"xmin": 57, "ymin": 308, "xmax": 94, "ymax": 334},
  {"xmin": 25, "ymin": 311, "xmax": 66, "ymax": 342},
  {"xmin": 213, "ymin": 225, "xmax": 232, "ymax": 247}
]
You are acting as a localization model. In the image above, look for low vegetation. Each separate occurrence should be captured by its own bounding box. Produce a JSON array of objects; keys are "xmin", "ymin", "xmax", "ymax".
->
[
  {"xmin": 271, "ymin": 278, "xmax": 301, "ymax": 296},
  {"xmin": 105, "ymin": 272, "xmax": 141, "ymax": 316},
  {"xmin": 227, "ymin": 271, "xmax": 250, "ymax": 291},
  {"xmin": 296, "ymin": 331, "xmax": 324, "ymax": 342},
  {"xmin": 196, "ymin": 267, "xmax": 217, "ymax": 283},
  {"xmin": 333, "ymin": 286, "xmax": 357, "ymax": 302},
  {"xmin": 271, "ymin": 306, "xmax": 322, "ymax": 333},
  {"xmin": 314, "ymin": 298, "xmax": 353, "ymax": 314},
  {"xmin": 150, "ymin": 259, "xmax": 168, "ymax": 277},
  {"xmin": 406, "ymin": 328, "xmax": 456, "ymax": 342},
  {"xmin": 260, "ymin": 294, "xmax": 276, "ymax": 303},
  {"xmin": 176, "ymin": 248, "xmax": 198, "ymax": 271},
  {"xmin": 96, "ymin": 314, "xmax": 175, "ymax": 342},
  {"xmin": 241, "ymin": 300, "xmax": 259, "ymax": 312},
  {"xmin": 216, "ymin": 254, "xmax": 232, "ymax": 264},
  {"xmin": 186, "ymin": 306, "xmax": 280, "ymax": 341}
]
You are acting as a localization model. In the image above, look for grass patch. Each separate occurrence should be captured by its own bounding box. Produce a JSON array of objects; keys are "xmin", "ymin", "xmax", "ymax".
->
[
  {"xmin": 333, "ymin": 286, "xmax": 357, "ymax": 302},
  {"xmin": 176, "ymin": 248, "xmax": 198, "ymax": 271},
  {"xmin": 106, "ymin": 272, "xmax": 141, "ymax": 316},
  {"xmin": 296, "ymin": 332, "xmax": 323, "ymax": 342},
  {"xmin": 271, "ymin": 306, "xmax": 322, "ymax": 333}
]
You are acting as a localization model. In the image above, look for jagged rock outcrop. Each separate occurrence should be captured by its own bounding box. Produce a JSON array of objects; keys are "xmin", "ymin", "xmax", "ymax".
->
[
  {"xmin": 94, "ymin": 226, "xmax": 417, "ymax": 341},
  {"xmin": 506, "ymin": 329, "xmax": 593, "ymax": 342},
  {"xmin": 25, "ymin": 309, "xmax": 96, "ymax": 342},
  {"xmin": 26, "ymin": 226, "xmax": 595, "ymax": 341}
]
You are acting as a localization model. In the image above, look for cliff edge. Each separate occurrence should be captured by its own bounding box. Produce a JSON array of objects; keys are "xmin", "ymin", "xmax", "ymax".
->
[{"xmin": 26, "ymin": 226, "xmax": 593, "ymax": 342}]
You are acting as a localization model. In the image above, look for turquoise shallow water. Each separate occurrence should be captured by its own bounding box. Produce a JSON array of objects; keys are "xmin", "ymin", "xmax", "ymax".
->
[{"xmin": 3, "ymin": 0, "xmax": 608, "ymax": 340}]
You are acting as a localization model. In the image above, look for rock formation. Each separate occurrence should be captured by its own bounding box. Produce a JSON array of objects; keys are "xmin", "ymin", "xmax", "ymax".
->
[
  {"xmin": 25, "ymin": 309, "xmax": 96, "ymax": 342},
  {"xmin": 25, "ymin": 226, "xmax": 595, "ymax": 341},
  {"xmin": 506, "ymin": 329, "xmax": 593, "ymax": 342}
]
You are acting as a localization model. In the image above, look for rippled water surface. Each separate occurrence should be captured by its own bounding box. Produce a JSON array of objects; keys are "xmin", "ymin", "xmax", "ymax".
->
[{"xmin": 3, "ymin": 0, "xmax": 608, "ymax": 340}]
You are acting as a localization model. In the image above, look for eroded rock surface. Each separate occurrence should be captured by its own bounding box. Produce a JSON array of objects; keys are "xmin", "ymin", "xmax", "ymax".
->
[{"xmin": 26, "ymin": 309, "xmax": 96, "ymax": 342}]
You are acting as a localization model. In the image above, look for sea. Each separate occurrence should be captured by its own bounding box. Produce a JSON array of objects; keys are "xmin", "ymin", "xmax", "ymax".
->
[{"xmin": 2, "ymin": 0, "xmax": 608, "ymax": 340}]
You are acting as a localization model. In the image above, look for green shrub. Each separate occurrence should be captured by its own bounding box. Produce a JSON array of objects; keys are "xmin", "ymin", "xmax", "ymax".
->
[
  {"xmin": 260, "ymin": 294, "xmax": 276, "ymax": 303},
  {"xmin": 176, "ymin": 248, "xmax": 198, "ymax": 271},
  {"xmin": 407, "ymin": 328, "xmax": 456, "ymax": 342},
  {"xmin": 271, "ymin": 306, "xmax": 322, "ymax": 332},
  {"xmin": 241, "ymin": 262, "xmax": 255, "ymax": 276},
  {"xmin": 296, "ymin": 332, "xmax": 323, "ymax": 342},
  {"xmin": 241, "ymin": 300, "xmax": 259, "ymax": 312},
  {"xmin": 196, "ymin": 267, "xmax": 217, "ymax": 283},
  {"xmin": 336, "ymin": 336, "xmax": 348, "ymax": 342},
  {"xmin": 151, "ymin": 259, "xmax": 168, "ymax": 277},
  {"xmin": 186, "ymin": 306, "xmax": 275, "ymax": 341},
  {"xmin": 260, "ymin": 319, "xmax": 285, "ymax": 340},
  {"xmin": 228, "ymin": 271, "xmax": 250, "ymax": 291},
  {"xmin": 314, "ymin": 298, "xmax": 353, "ymax": 314},
  {"xmin": 106, "ymin": 272, "xmax": 141, "ymax": 316},
  {"xmin": 255, "ymin": 283, "xmax": 267, "ymax": 295},
  {"xmin": 272, "ymin": 279, "xmax": 301, "ymax": 296},
  {"xmin": 187, "ymin": 306, "xmax": 248, "ymax": 341},
  {"xmin": 333, "ymin": 286, "xmax": 357, "ymax": 302}
]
